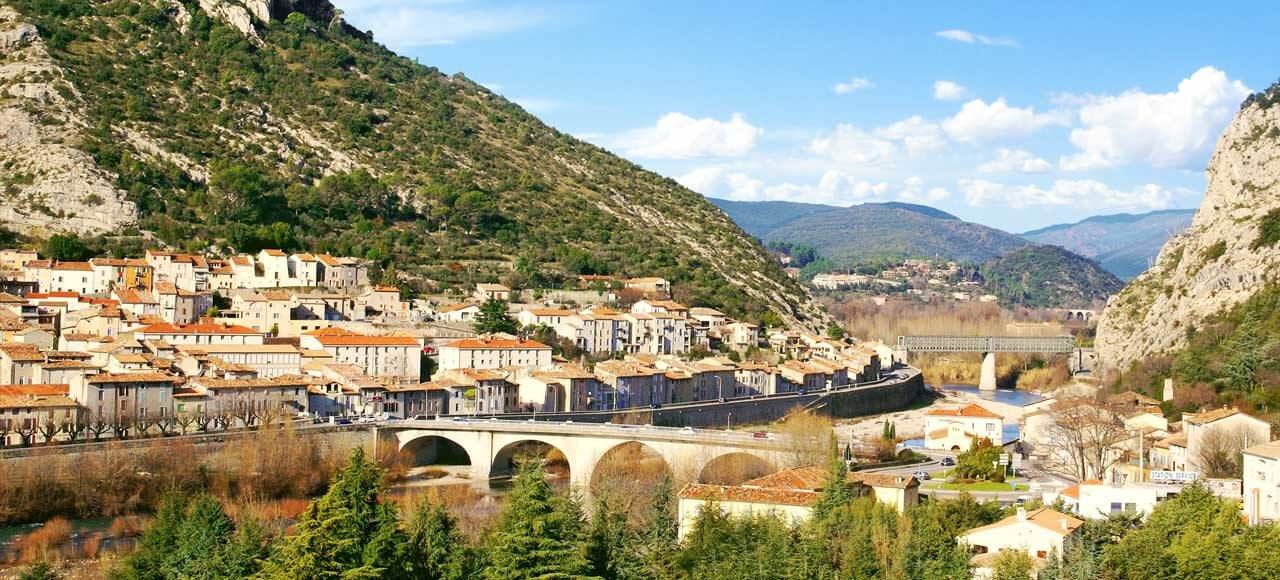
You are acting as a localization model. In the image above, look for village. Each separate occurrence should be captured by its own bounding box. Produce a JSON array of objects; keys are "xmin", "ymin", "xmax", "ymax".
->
[
  {"xmin": 805, "ymin": 258, "xmax": 1002, "ymax": 304},
  {"xmin": 0, "ymin": 247, "xmax": 894, "ymax": 441}
]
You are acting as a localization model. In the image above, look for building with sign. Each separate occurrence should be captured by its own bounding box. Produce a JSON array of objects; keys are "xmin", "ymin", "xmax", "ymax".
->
[{"xmin": 1244, "ymin": 440, "xmax": 1280, "ymax": 525}]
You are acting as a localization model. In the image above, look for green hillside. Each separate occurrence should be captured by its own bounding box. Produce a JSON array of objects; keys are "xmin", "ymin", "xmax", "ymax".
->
[
  {"xmin": 1022, "ymin": 209, "xmax": 1196, "ymax": 280},
  {"xmin": 2, "ymin": 0, "xmax": 818, "ymax": 325},
  {"xmin": 981, "ymin": 245, "xmax": 1123, "ymax": 308}
]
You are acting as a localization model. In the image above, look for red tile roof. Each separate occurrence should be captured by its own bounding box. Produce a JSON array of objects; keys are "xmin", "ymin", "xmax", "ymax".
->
[
  {"xmin": 315, "ymin": 335, "xmax": 419, "ymax": 346},
  {"xmin": 925, "ymin": 403, "xmax": 1003, "ymax": 419},
  {"xmin": 678, "ymin": 483, "xmax": 819, "ymax": 507},
  {"xmin": 137, "ymin": 322, "xmax": 258, "ymax": 335},
  {"xmin": 443, "ymin": 338, "xmax": 550, "ymax": 350}
]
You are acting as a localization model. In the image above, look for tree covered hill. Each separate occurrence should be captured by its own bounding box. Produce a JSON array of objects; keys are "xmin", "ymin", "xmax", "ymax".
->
[
  {"xmin": 713, "ymin": 199, "xmax": 1030, "ymax": 264},
  {"xmin": 1022, "ymin": 209, "xmax": 1196, "ymax": 280},
  {"xmin": 980, "ymin": 245, "xmax": 1123, "ymax": 308},
  {"xmin": 0, "ymin": 0, "xmax": 821, "ymax": 326}
]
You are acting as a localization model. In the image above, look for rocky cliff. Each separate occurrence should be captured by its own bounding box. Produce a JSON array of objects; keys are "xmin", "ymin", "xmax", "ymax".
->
[{"xmin": 1096, "ymin": 89, "xmax": 1280, "ymax": 370}]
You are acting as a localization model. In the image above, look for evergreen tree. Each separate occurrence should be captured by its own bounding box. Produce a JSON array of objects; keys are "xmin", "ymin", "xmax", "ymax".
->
[
  {"xmin": 482, "ymin": 460, "xmax": 594, "ymax": 579},
  {"xmin": 473, "ymin": 297, "xmax": 518, "ymax": 335},
  {"xmin": 991, "ymin": 549, "xmax": 1034, "ymax": 580},
  {"xmin": 166, "ymin": 496, "xmax": 237, "ymax": 579},
  {"xmin": 113, "ymin": 494, "xmax": 189, "ymax": 580},
  {"xmin": 811, "ymin": 450, "xmax": 854, "ymax": 521},
  {"xmin": 257, "ymin": 447, "xmax": 408, "ymax": 579},
  {"xmin": 636, "ymin": 474, "xmax": 678, "ymax": 577},
  {"xmin": 405, "ymin": 501, "xmax": 469, "ymax": 579},
  {"xmin": 585, "ymin": 495, "xmax": 643, "ymax": 579}
]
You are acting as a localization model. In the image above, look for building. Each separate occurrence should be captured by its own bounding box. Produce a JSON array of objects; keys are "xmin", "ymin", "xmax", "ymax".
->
[
  {"xmin": 958, "ymin": 508, "xmax": 1083, "ymax": 577},
  {"xmin": 924, "ymin": 403, "xmax": 1004, "ymax": 452},
  {"xmin": 593, "ymin": 359, "xmax": 669, "ymax": 409},
  {"xmin": 187, "ymin": 375, "xmax": 312, "ymax": 418},
  {"xmin": 174, "ymin": 344, "xmax": 303, "ymax": 378},
  {"xmin": 78, "ymin": 372, "xmax": 177, "ymax": 421},
  {"xmin": 515, "ymin": 364, "xmax": 596, "ymax": 412},
  {"xmin": 435, "ymin": 303, "xmax": 480, "ymax": 323},
  {"xmin": 301, "ymin": 331, "xmax": 422, "ymax": 380},
  {"xmin": 0, "ymin": 384, "xmax": 80, "ymax": 445},
  {"xmin": 437, "ymin": 337, "xmax": 551, "ymax": 371},
  {"xmin": 623, "ymin": 277, "xmax": 670, "ymax": 296},
  {"xmin": 1182, "ymin": 408, "xmax": 1272, "ymax": 473},
  {"xmin": 676, "ymin": 465, "xmax": 918, "ymax": 540},
  {"xmin": 135, "ymin": 321, "xmax": 264, "ymax": 346},
  {"xmin": 435, "ymin": 368, "xmax": 517, "ymax": 415},
  {"xmin": 1243, "ymin": 440, "xmax": 1280, "ymax": 525},
  {"xmin": 1055, "ymin": 480, "xmax": 1182, "ymax": 520},
  {"xmin": 516, "ymin": 308, "xmax": 574, "ymax": 328},
  {"xmin": 473, "ymin": 283, "xmax": 512, "ymax": 302}
]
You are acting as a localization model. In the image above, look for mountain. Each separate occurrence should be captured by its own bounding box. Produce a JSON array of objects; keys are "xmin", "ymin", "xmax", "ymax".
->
[
  {"xmin": 0, "ymin": 0, "xmax": 821, "ymax": 327},
  {"xmin": 712, "ymin": 199, "xmax": 1029, "ymax": 264},
  {"xmin": 980, "ymin": 245, "xmax": 1123, "ymax": 309},
  {"xmin": 1097, "ymin": 85, "xmax": 1280, "ymax": 370},
  {"xmin": 1022, "ymin": 209, "xmax": 1196, "ymax": 280}
]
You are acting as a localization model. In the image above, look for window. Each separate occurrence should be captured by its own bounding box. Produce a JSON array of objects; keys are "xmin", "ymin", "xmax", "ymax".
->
[{"xmin": 1110, "ymin": 502, "xmax": 1122, "ymax": 513}]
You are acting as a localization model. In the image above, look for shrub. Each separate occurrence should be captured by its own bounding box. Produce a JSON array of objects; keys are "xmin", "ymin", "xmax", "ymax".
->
[{"xmin": 1251, "ymin": 209, "xmax": 1280, "ymax": 249}]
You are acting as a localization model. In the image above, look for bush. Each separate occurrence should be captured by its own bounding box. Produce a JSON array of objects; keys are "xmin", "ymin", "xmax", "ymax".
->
[{"xmin": 1251, "ymin": 209, "xmax": 1280, "ymax": 249}]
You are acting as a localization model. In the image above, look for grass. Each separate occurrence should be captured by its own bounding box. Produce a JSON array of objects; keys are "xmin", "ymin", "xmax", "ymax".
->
[{"xmin": 923, "ymin": 479, "xmax": 1029, "ymax": 492}]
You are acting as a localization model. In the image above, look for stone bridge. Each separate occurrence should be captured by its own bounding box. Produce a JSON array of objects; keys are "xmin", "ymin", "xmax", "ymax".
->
[
  {"xmin": 896, "ymin": 335, "xmax": 1077, "ymax": 390},
  {"xmin": 379, "ymin": 419, "xmax": 796, "ymax": 492}
]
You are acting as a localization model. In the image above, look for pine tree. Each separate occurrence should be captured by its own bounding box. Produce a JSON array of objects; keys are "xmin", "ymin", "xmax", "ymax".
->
[
  {"xmin": 812, "ymin": 451, "xmax": 854, "ymax": 521},
  {"xmin": 405, "ymin": 501, "xmax": 468, "ymax": 579},
  {"xmin": 482, "ymin": 460, "xmax": 594, "ymax": 579},
  {"xmin": 113, "ymin": 493, "xmax": 189, "ymax": 580},
  {"xmin": 257, "ymin": 447, "xmax": 408, "ymax": 579},
  {"xmin": 166, "ymin": 495, "xmax": 236, "ymax": 579},
  {"xmin": 585, "ymin": 495, "xmax": 643, "ymax": 579},
  {"xmin": 473, "ymin": 298, "xmax": 518, "ymax": 335}
]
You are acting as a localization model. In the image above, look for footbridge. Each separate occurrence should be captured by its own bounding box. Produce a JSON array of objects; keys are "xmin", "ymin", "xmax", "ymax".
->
[
  {"xmin": 896, "ymin": 335, "xmax": 1076, "ymax": 390},
  {"xmin": 379, "ymin": 419, "xmax": 795, "ymax": 492}
]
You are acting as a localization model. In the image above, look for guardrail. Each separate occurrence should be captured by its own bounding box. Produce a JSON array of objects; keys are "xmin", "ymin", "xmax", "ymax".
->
[
  {"xmin": 385, "ymin": 417, "xmax": 791, "ymax": 449},
  {"xmin": 898, "ymin": 335, "xmax": 1076, "ymax": 353}
]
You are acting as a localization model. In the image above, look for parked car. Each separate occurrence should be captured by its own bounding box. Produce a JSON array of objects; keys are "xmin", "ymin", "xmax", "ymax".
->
[
  {"xmin": 940, "ymin": 457, "xmax": 956, "ymax": 466},
  {"xmin": 333, "ymin": 417, "xmax": 352, "ymax": 426},
  {"xmin": 680, "ymin": 426, "xmax": 695, "ymax": 434},
  {"xmin": 409, "ymin": 415, "xmax": 428, "ymax": 421},
  {"xmin": 913, "ymin": 471, "xmax": 932, "ymax": 480}
]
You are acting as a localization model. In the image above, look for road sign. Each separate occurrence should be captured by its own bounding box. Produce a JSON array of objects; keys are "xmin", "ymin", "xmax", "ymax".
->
[
  {"xmin": 1151, "ymin": 470, "xmax": 1198, "ymax": 483},
  {"xmin": 999, "ymin": 455, "xmax": 1008, "ymax": 466}
]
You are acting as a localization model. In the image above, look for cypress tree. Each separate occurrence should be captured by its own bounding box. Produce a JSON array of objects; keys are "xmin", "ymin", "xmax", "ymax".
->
[
  {"xmin": 812, "ymin": 451, "xmax": 854, "ymax": 521},
  {"xmin": 482, "ymin": 460, "xmax": 594, "ymax": 579},
  {"xmin": 405, "ymin": 501, "xmax": 468, "ymax": 579},
  {"xmin": 113, "ymin": 494, "xmax": 189, "ymax": 580}
]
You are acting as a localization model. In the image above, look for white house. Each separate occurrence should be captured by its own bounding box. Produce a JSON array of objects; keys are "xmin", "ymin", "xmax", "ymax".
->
[
  {"xmin": 435, "ymin": 303, "xmax": 480, "ymax": 323},
  {"xmin": 301, "ymin": 331, "xmax": 422, "ymax": 380},
  {"xmin": 1243, "ymin": 440, "xmax": 1280, "ymax": 525},
  {"xmin": 958, "ymin": 508, "xmax": 1083, "ymax": 577},
  {"xmin": 1183, "ymin": 408, "xmax": 1271, "ymax": 473},
  {"xmin": 1055, "ymin": 480, "xmax": 1182, "ymax": 520},
  {"xmin": 437, "ymin": 337, "xmax": 552, "ymax": 371},
  {"xmin": 473, "ymin": 283, "xmax": 512, "ymax": 302},
  {"xmin": 924, "ymin": 403, "xmax": 1003, "ymax": 452}
]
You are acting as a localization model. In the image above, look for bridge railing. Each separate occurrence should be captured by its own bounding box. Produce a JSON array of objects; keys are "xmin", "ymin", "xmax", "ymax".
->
[
  {"xmin": 897, "ymin": 335, "xmax": 1076, "ymax": 353},
  {"xmin": 386, "ymin": 417, "xmax": 791, "ymax": 448}
]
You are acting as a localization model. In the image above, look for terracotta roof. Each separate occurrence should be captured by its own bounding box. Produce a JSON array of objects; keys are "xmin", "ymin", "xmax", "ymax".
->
[
  {"xmin": 28, "ymin": 291, "xmax": 79, "ymax": 299},
  {"xmin": 371, "ymin": 285, "xmax": 399, "ymax": 293},
  {"xmin": 303, "ymin": 327, "xmax": 360, "ymax": 337},
  {"xmin": 443, "ymin": 337, "xmax": 550, "ymax": 350},
  {"xmin": 961, "ymin": 508, "xmax": 1083, "ymax": 538},
  {"xmin": 115, "ymin": 289, "xmax": 158, "ymax": 304},
  {"xmin": 743, "ymin": 465, "xmax": 828, "ymax": 490},
  {"xmin": 1106, "ymin": 391, "xmax": 1161, "ymax": 407},
  {"xmin": 1060, "ymin": 484, "xmax": 1081, "ymax": 500},
  {"xmin": 87, "ymin": 372, "xmax": 176, "ymax": 384},
  {"xmin": 475, "ymin": 283, "xmax": 510, "ymax": 292},
  {"xmin": 851, "ymin": 472, "xmax": 920, "ymax": 489},
  {"xmin": 435, "ymin": 303, "xmax": 478, "ymax": 314},
  {"xmin": 0, "ymin": 384, "xmax": 68, "ymax": 397},
  {"xmin": 531, "ymin": 364, "xmax": 596, "ymax": 380},
  {"xmin": 1184, "ymin": 407, "xmax": 1247, "ymax": 425},
  {"xmin": 0, "ymin": 292, "xmax": 24, "ymax": 304},
  {"xmin": 678, "ymin": 483, "xmax": 819, "ymax": 507},
  {"xmin": 261, "ymin": 249, "xmax": 286, "ymax": 257},
  {"xmin": 925, "ymin": 403, "xmax": 1003, "ymax": 419},
  {"xmin": 315, "ymin": 335, "xmax": 419, "ymax": 346},
  {"xmin": 191, "ymin": 374, "xmax": 313, "ymax": 390},
  {"xmin": 594, "ymin": 360, "xmax": 659, "ymax": 377},
  {"xmin": 1243, "ymin": 440, "xmax": 1280, "ymax": 461},
  {"xmin": 52, "ymin": 261, "xmax": 92, "ymax": 271},
  {"xmin": 137, "ymin": 322, "xmax": 258, "ymax": 335},
  {"xmin": 0, "ymin": 384, "xmax": 78, "ymax": 409},
  {"xmin": 0, "ymin": 344, "xmax": 43, "ymax": 362},
  {"xmin": 524, "ymin": 308, "xmax": 573, "ymax": 317}
]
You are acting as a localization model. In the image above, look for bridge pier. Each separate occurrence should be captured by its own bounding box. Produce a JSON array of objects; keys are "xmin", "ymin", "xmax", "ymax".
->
[{"xmin": 979, "ymin": 352, "xmax": 997, "ymax": 391}]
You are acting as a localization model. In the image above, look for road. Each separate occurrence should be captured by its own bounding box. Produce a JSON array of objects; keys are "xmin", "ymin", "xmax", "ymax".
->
[{"xmin": 858, "ymin": 449, "xmax": 1037, "ymax": 505}]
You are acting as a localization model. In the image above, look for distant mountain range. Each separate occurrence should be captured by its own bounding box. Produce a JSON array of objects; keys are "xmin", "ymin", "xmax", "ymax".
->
[
  {"xmin": 713, "ymin": 198, "xmax": 1192, "ymax": 282},
  {"xmin": 1021, "ymin": 210, "xmax": 1196, "ymax": 280},
  {"xmin": 710, "ymin": 199, "xmax": 1029, "ymax": 264}
]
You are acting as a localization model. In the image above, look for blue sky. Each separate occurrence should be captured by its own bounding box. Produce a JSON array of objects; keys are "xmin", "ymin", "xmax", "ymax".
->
[{"xmin": 335, "ymin": 1, "xmax": 1279, "ymax": 232}]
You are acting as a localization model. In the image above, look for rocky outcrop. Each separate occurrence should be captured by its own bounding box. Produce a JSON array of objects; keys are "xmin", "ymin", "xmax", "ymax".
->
[
  {"xmin": 1096, "ymin": 95, "xmax": 1280, "ymax": 370},
  {"xmin": 0, "ymin": 7, "xmax": 137, "ymax": 236}
]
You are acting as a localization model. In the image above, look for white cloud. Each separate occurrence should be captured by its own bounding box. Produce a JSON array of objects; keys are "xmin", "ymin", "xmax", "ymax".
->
[
  {"xmin": 875, "ymin": 116, "xmax": 947, "ymax": 156},
  {"xmin": 898, "ymin": 176, "xmax": 951, "ymax": 203},
  {"xmin": 933, "ymin": 80, "xmax": 968, "ymax": 101},
  {"xmin": 1059, "ymin": 66, "xmax": 1251, "ymax": 171},
  {"xmin": 935, "ymin": 29, "xmax": 1019, "ymax": 47},
  {"xmin": 617, "ymin": 113, "xmax": 762, "ymax": 159},
  {"xmin": 809, "ymin": 116, "xmax": 945, "ymax": 167},
  {"xmin": 958, "ymin": 179, "xmax": 1187, "ymax": 210},
  {"xmin": 977, "ymin": 148, "xmax": 1053, "ymax": 174},
  {"xmin": 942, "ymin": 98, "xmax": 1066, "ymax": 143},
  {"xmin": 512, "ymin": 97, "xmax": 564, "ymax": 114},
  {"xmin": 833, "ymin": 77, "xmax": 874, "ymax": 95},
  {"xmin": 336, "ymin": 1, "xmax": 545, "ymax": 48},
  {"xmin": 681, "ymin": 167, "xmax": 948, "ymax": 207}
]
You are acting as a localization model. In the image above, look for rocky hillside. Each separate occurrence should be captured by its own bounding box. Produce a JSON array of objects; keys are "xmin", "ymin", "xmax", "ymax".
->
[
  {"xmin": 1022, "ymin": 209, "xmax": 1196, "ymax": 280},
  {"xmin": 0, "ymin": 0, "xmax": 822, "ymax": 326},
  {"xmin": 980, "ymin": 245, "xmax": 1122, "ymax": 309},
  {"xmin": 713, "ymin": 199, "xmax": 1030, "ymax": 264},
  {"xmin": 1097, "ymin": 85, "xmax": 1280, "ymax": 370}
]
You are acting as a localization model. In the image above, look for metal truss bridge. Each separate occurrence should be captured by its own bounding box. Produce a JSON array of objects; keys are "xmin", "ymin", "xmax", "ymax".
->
[{"xmin": 896, "ymin": 335, "xmax": 1076, "ymax": 354}]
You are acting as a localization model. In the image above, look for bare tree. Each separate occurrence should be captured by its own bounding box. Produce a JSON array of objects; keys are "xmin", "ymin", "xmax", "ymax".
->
[
  {"xmin": 111, "ymin": 414, "xmax": 132, "ymax": 440},
  {"xmin": 87, "ymin": 413, "xmax": 111, "ymax": 441},
  {"xmin": 194, "ymin": 411, "xmax": 213, "ymax": 432},
  {"xmin": 259, "ymin": 406, "xmax": 282, "ymax": 430},
  {"xmin": 1041, "ymin": 397, "xmax": 1129, "ymax": 482},
  {"xmin": 1197, "ymin": 426, "xmax": 1263, "ymax": 478},
  {"xmin": 155, "ymin": 415, "xmax": 175, "ymax": 437},
  {"xmin": 132, "ymin": 415, "xmax": 155, "ymax": 438},
  {"xmin": 175, "ymin": 413, "xmax": 195, "ymax": 435},
  {"xmin": 62, "ymin": 415, "xmax": 85, "ymax": 443},
  {"xmin": 0, "ymin": 420, "xmax": 12, "ymax": 448},
  {"xmin": 17, "ymin": 420, "xmax": 36, "ymax": 447},
  {"xmin": 38, "ymin": 417, "xmax": 60, "ymax": 445}
]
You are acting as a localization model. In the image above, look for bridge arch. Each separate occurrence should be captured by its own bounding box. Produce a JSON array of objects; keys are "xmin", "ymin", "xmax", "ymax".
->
[
  {"xmin": 400, "ymin": 434, "xmax": 474, "ymax": 467},
  {"xmin": 698, "ymin": 451, "xmax": 777, "ymax": 484},
  {"xmin": 490, "ymin": 438, "xmax": 573, "ymax": 480},
  {"xmin": 590, "ymin": 441, "xmax": 673, "ymax": 495}
]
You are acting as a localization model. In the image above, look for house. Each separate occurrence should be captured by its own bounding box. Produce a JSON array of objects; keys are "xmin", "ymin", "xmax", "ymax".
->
[
  {"xmin": 515, "ymin": 364, "xmax": 596, "ymax": 412},
  {"xmin": 90, "ymin": 258, "xmax": 153, "ymax": 293},
  {"xmin": 256, "ymin": 249, "xmax": 291, "ymax": 286},
  {"xmin": 382, "ymin": 382, "xmax": 435, "ymax": 418},
  {"xmin": 437, "ymin": 337, "xmax": 551, "ymax": 371},
  {"xmin": 153, "ymin": 281, "xmax": 210, "ymax": 324},
  {"xmin": 301, "ymin": 331, "xmax": 422, "ymax": 380},
  {"xmin": 435, "ymin": 368, "xmax": 517, "ymax": 415},
  {"xmin": 623, "ymin": 277, "xmax": 670, "ymax": 296},
  {"xmin": 359, "ymin": 286, "xmax": 406, "ymax": 320},
  {"xmin": 174, "ymin": 344, "xmax": 303, "ymax": 378},
  {"xmin": 719, "ymin": 321, "xmax": 761, "ymax": 351},
  {"xmin": 958, "ymin": 508, "xmax": 1083, "ymax": 577},
  {"xmin": 316, "ymin": 254, "xmax": 367, "ymax": 290},
  {"xmin": 186, "ymin": 375, "xmax": 312, "ymax": 418},
  {"xmin": 556, "ymin": 309, "xmax": 630, "ymax": 354},
  {"xmin": 593, "ymin": 360, "xmax": 669, "ymax": 409},
  {"xmin": 78, "ymin": 372, "xmax": 177, "ymax": 421},
  {"xmin": 0, "ymin": 343, "xmax": 43, "ymax": 384},
  {"xmin": 288, "ymin": 254, "xmax": 322, "ymax": 287},
  {"xmin": 135, "ymin": 320, "xmax": 264, "ymax": 346},
  {"xmin": 435, "ymin": 303, "xmax": 480, "ymax": 323},
  {"xmin": 777, "ymin": 360, "xmax": 825, "ymax": 393},
  {"xmin": 516, "ymin": 307, "xmax": 574, "ymax": 328},
  {"xmin": 1243, "ymin": 440, "xmax": 1280, "ymax": 525},
  {"xmin": 733, "ymin": 361, "xmax": 780, "ymax": 396},
  {"xmin": 924, "ymin": 403, "xmax": 1003, "ymax": 452},
  {"xmin": 676, "ymin": 465, "xmax": 918, "ymax": 540},
  {"xmin": 1054, "ymin": 480, "xmax": 1182, "ymax": 520},
  {"xmin": 630, "ymin": 299, "xmax": 688, "ymax": 317},
  {"xmin": 473, "ymin": 283, "xmax": 512, "ymax": 302},
  {"xmin": 1182, "ymin": 408, "xmax": 1272, "ymax": 473},
  {"xmin": 145, "ymin": 251, "xmax": 209, "ymax": 291},
  {"xmin": 0, "ymin": 384, "xmax": 80, "ymax": 445}
]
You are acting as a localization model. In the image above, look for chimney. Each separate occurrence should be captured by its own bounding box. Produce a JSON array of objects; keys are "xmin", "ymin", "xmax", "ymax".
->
[
  {"xmin": 1016, "ymin": 507, "xmax": 1027, "ymax": 521},
  {"xmin": 1162, "ymin": 378, "xmax": 1174, "ymax": 402}
]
